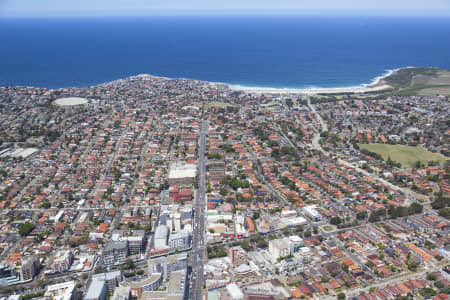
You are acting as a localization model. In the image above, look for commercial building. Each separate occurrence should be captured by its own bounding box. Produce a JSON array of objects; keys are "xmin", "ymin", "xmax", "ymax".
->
[
  {"xmin": 167, "ymin": 270, "xmax": 187, "ymax": 300},
  {"xmin": 299, "ymin": 247, "xmax": 313, "ymax": 264},
  {"xmin": 85, "ymin": 278, "xmax": 107, "ymax": 300},
  {"xmin": 154, "ymin": 225, "xmax": 169, "ymax": 251},
  {"xmin": 268, "ymin": 238, "xmax": 290, "ymax": 262},
  {"xmin": 178, "ymin": 189, "xmax": 193, "ymax": 203},
  {"xmin": 234, "ymin": 264, "xmax": 257, "ymax": 282},
  {"xmin": 21, "ymin": 256, "xmax": 40, "ymax": 281},
  {"xmin": 126, "ymin": 236, "xmax": 145, "ymax": 256},
  {"xmin": 168, "ymin": 229, "xmax": 191, "ymax": 251},
  {"xmin": 225, "ymin": 283, "xmax": 245, "ymax": 300},
  {"xmin": 91, "ymin": 270, "xmax": 122, "ymax": 291},
  {"xmin": 111, "ymin": 230, "xmax": 146, "ymax": 256},
  {"xmin": 103, "ymin": 241, "xmax": 128, "ymax": 267},
  {"xmin": 50, "ymin": 250, "xmax": 73, "ymax": 274},
  {"xmin": 228, "ymin": 246, "xmax": 248, "ymax": 266},
  {"xmin": 302, "ymin": 205, "xmax": 322, "ymax": 222},
  {"xmin": 281, "ymin": 209, "xmax": 297, "ymax": 218},
  {"xmin": 168, "ymin": 162, "xmax": 197, "ymax": 186},
  {"xmin": 282, "ymin": 216, "xmax": 308, "ymax": 227},
  {"xmin": 0, "ymin": 264, "xmax": 20, "ymax": 286},
  {"xmin": 44, "ymin": 281, "xmax": 75, "ymax": 300},
  {"xmin": 166, "ymin": 253, "xmax": 188, "ymax": 279},
  {"xmin": 288, "ymin": 236, "xmax": 305, "ymax": 253},
  {"xmin": 111, "ymin": 284, "xmax": 131, "ymax": 300},
  {"xmin": 130, "ymin": 272, "xmax": 163, "ymax": 298}
]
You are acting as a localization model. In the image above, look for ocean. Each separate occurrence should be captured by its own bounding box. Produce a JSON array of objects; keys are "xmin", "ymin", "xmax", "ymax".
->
[{"xmin": 1, "ymin": 16, "xmax": 450, "ymax": 89}]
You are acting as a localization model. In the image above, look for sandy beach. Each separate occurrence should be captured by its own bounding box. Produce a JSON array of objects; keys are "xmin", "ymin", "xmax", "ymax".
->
[
  {"xmin": 231, "ymin": 68, "xmax": 399, "ymax": 95},
  {"xmin": 233, "ymin": 83, "xmax": 392, "ymax": 95}
]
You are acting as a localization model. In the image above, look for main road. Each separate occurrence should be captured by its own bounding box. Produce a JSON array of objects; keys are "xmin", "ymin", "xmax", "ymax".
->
[{"xmin": 190, "ymin": 119, "xmax": 208, "ymax": 300}]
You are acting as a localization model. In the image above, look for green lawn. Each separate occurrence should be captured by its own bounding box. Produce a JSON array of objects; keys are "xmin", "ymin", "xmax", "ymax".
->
[
  {"xmin": 204, "ymin": 101, "xmax": 237, "ymax": 108},
  {"xmin": 320, "ymin": 225, "xmax": 337, "ymax": 233},
  {"xmin": 358, "ymin": 143, "xmax": 448, "ymax": 168}
]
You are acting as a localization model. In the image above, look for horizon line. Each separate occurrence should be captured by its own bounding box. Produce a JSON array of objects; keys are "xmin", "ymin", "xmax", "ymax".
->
[{"xmin": 2, "ymin": 9, "xmax": 450, "ymax": 18}]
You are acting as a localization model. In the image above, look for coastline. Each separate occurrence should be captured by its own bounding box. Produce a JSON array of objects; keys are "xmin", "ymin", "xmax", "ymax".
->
[
  {"xmin": 0, "ymin": 67, "xmax": 415, "ymax": 94},
  {"xmin": 229, "ymin": 68, "xmax": 404, "ymax": 94},
  {"xmin": 229, "ymin": 83, "xmax": 392, "ymax": 95}
]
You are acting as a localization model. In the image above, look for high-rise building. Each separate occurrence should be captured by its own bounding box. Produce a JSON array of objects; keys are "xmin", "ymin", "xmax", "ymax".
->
[
  {"xmin": 103, "ymin": 241, "xmax": 128, "ymax": 267},
  {"xmin": 21, "ymin": 256, "xmax": 40, "ymax": 281},
  {"xmin": 268, "ymin": 238, "xmax": 290, "ymax": 262},
  {"xmin": 228, "ymin": 246, "xmax": 248, "ymax": 266},
  {"xmin": 168, "ymin": 229, "xmax": 191, "ymax": 251}
]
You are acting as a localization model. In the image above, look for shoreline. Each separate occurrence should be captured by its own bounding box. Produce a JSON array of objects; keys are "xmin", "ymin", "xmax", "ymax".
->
[
  {"xmin": 0, "ymin": 67, "xmax": 415, "ymax": 94},
  {"xmin": 229, "ymin": 83, "xmax": 392, "ymax": 95},
  {"xmin": 229, "ymin": 68, "xmax": 406, "ymax": 94}
]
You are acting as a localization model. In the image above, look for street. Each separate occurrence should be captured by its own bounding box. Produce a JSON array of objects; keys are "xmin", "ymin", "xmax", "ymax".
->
[{"xmin": 190, "ymin": 119, "xmax": 208, "ymax": 300}]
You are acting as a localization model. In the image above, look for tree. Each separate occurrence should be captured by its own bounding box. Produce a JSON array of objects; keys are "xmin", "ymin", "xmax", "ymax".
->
[
  {"xmin": 337, "ymin": 292, "xmax": 346, "ymax": 300},
  {"xmin": 126, "ymin": 259, "xmax": 135, "ymax": 270},
  {"xmin": 240, "ymin": 241, "xmax": 251, "ymax": 251},
  {"xmin": 435, "ymin": 281, "xmax": 444, "ymax": 289},
  {"xmin": 426, "ymin": 273, "xmax": 437, "ymax": 281},
  {"xmin": 219, "ymin": 188, "xmax": 228, "ymax": 196},
  {"xmin": 257, "ymin": 239, "xmax": 267, "ymax": 249},
  {"xmin": 409, "ymin": 202, "xmax": 423, "ymax": 214},
  {"xmin": 407, "ymin": 261, "xmax": 417, "ymax": 272},
  {"xmin": 330, "ymin": 216, "xmax": 342, "ymax": 225},
  {"xmin": 439, "ymin": 207, "xmax": 450, "ymax": 219},
  {"xmin": 40, "ymin": 202, "xmax": 51, "ymax": 209},
  {"xmin": 207, "ymin": 153, "xmax": 222, "ymax": 160},
  {"xmin": 342, "ymin": 263, "xmax": 349, "ymax": 273},
  {"xmin": 431, "ymin": 195, "xmax": 449, "ymax": 210},
  {"xmin": 356, "ymin": 211, "xmax": 367, "ymax": 220},
  {"xmin": 369, "ymin": 209, "xmax": 386, "ymax": 222},
  {"xmin": 19, "ymin": 222, "xmax": 34, "ymax": 237},
  {"xmin": 421, "ymin": 288, "xmax": 437, "ymax": 298}
]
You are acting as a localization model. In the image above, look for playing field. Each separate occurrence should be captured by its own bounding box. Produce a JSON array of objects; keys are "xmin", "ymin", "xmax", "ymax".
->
[
  {"xmin": 204, "ymin": 101, "xmax": 237, "ymax": 108},
  {"xmin": 54, "ymin": 97, "xmax": 88, "ymax": 106},
  {"xmin": 358, "ymin": 143, "xmax": 448, "ymax": 168}
]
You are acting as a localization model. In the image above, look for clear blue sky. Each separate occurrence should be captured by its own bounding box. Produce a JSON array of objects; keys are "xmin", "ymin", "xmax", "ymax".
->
[{"xmin": 1, "ymin": 0, "xmax": 450, "ymax": 17}]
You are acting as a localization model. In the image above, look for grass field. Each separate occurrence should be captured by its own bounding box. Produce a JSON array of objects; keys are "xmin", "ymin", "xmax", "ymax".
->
[
  {"xmin": 417, "ymin": 85, "xmax": 450, "ymax": 96},
  {"xmin": 320, "ymin": 225, "xmax": 337, "ymax": 233},
  {"xmin": 358, "ymin": 143, "xmax": 449, "ymax": 168},
  {"xmin": 204, "ymin": 101, "xmax": 237, "ymax": 108},
  {"xmin": 384, "ymin": 67, "xmax": 450, "ymax": 96}
]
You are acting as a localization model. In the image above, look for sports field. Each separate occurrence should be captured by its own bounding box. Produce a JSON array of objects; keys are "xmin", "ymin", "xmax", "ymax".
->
[
  {"xmin": 204, "ymin": 101, "xmax": 237, "ymax": 108},
  {"xmin": 358, "ymin": 143, "xmax": 448, "ymax": 168}
]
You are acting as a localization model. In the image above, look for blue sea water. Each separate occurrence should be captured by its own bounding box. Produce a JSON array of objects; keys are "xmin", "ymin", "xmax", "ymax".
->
[{"xmin": 1, "ymin": 16, "xmax": 450, "ymax": 89}]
